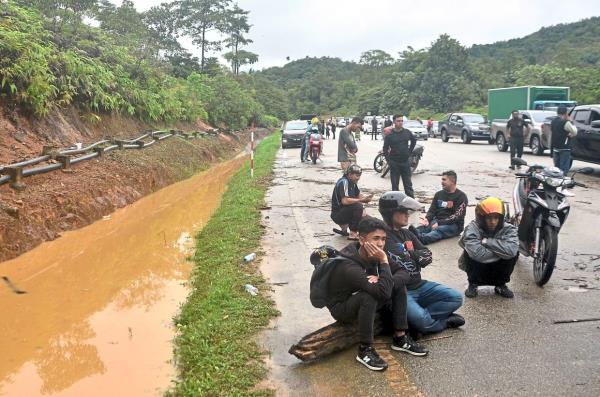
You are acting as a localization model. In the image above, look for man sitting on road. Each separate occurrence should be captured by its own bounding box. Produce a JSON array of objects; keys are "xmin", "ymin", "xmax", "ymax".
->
[
  {"xmin": 379, "ymin": 191, "xmax": 465, "ymax": 337},
  {"xmin": 460, "ymin": 197, "xmax": 519, "ymax": 299},
  {"xmin": 338, "ymin": 117, "xmax": 361, "ymax": 172},
  {"xmin": 326, "ymin": 217, "xmax": 425, "ymax": 371},
  {"xmin": 331, "ymin": 165, "xmax": 373, "ymax": 240},
  {"xmin": 411, "ymin": 170, "xmax": 468, "ymax": 245}
]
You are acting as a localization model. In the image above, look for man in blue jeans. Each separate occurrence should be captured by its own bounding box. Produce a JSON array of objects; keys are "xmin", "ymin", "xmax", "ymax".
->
[
  {"xmin": 411, "ymin": 170, "xmax": 468, "ymax": 245},
  {"xmin": 379, "ymin": 191, "xmax": 464, "ymax": 336}
]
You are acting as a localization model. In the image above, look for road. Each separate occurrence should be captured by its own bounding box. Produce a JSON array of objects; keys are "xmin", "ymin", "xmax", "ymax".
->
[{"xmin": 258, "ymin": 133, "xmax": 600, "ymax": 397}]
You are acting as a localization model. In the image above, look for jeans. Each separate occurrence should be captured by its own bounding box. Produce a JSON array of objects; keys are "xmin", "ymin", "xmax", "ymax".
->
[
  {"xmin": 464, "ymin": 251, "xmax": 518, "ymax": 286},
  {"xmin": 407, "ymin": 281, "xmax": 463, "ymax": 334},
  {"xmin": 415, "ymin": 222, "xmax": 460, "ymax": 244},
  {"xmin": 553, "ymin": 150, "xmax": 572, "ymax": 175},
  {"xmin": 389, "ymin": 160, "xmax": 414, "ymax": 197},
  {"xmin": 331, "ymin": 203, "xmax": 364, "ymax": 232},
  {"xmin": 510, "ymin": 136, "xmax": 524, "ymax": 165}
]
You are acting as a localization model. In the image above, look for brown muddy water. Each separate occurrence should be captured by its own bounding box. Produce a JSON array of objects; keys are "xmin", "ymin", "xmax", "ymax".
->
[{"xmin": 0, "ymin": 157, "xmax": 246, "ymax": 396}]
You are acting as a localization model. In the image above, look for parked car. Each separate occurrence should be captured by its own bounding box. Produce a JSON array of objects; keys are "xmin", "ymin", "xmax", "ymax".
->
[
  {"xmin": 438, "ymin": 113, "xmax": 491, "ymax": 143},
  {"xmin": 281, "ymin": 119, "xmax": 308, "ymax": 148},
  {"xmin": 492, "ymin": 110, "xmax": 555, "ymax": 155},
  {"xmin": 541, "ymin": 104, "xmax": 600, "ymax": 166},
  {"xmin": 404, "ymin": 120, "xmax": 428, "ymax": 140}
]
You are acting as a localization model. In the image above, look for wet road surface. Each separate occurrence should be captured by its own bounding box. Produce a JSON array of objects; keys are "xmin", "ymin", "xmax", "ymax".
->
[
  {"xmin": 0, "ymin": 157, "xmax": 246, "ymax": 396},
  {"xmin": 259, "ymin": 134, "xmax": 600, "ymax": 396}
]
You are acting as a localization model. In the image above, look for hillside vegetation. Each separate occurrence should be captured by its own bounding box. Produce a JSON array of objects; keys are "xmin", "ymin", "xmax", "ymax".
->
[{"xmin": 256, "ymin": 17, "xmax": 600, "ymax": 119}]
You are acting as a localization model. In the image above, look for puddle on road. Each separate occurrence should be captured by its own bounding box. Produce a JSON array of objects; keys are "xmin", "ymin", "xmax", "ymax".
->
[{"xmin": 0, "ymin": 156, "xmax": 246, "ymax": 396}]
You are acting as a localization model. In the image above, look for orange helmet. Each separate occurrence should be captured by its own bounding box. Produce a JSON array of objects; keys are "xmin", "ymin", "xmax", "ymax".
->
[{"xmin": 475, "ymin": 197, "xmax": 505, "ymax": 230}]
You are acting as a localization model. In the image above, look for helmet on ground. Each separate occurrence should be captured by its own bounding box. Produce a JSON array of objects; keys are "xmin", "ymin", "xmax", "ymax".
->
[
  {"xmin": 344, "ymin": 164, "xmax": 362, "ymax": 176},
  {"xmin": 311, "ymin": 117, "xmax": 320, "ymax": 125},
  {"xmin": 378, "ymin": 191, "xmax": 422, "ymax": 225},
  {"xmin": 475, "ymin": 196, "xmax": 505, "ymax": 230}
]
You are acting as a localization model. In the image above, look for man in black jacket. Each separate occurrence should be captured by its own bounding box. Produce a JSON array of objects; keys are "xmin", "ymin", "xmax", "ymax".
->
[
  {"xmin": 550, "ymin": 106, "xmax": 577, "ymax": 174},
  {"xmin": 382, "ymin": 115, "xmax": 416, "ymax": 197},
  {"xmin": 411, "ymin": 170, "xmax": 468, "ymax": 244},
  {"xmin": 379, "ymin": 192, "xmax": 464, "ymax": 336},
  {"xmin": 327, "ymin": 217, "xmax": 425, "ymax": 371}
]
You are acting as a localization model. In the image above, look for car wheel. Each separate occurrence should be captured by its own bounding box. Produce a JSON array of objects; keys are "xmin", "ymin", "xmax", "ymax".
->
[
  {"xmin": 461, "ymin": 130, "xmax": 471, "ymax": 144},
  {"xmin": 496, "ymin": 133, "xmax": 508, "ymax": 152},
  {"xmin": 441, "ymin": 129, "xmax": 449, "ymax": 142},
  {"xmin": 530, "ymin": 135, "xmax": 544, "ymax": 155}
]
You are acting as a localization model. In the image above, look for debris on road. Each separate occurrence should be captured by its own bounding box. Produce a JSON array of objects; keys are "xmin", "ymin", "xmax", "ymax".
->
[
  {"xmin": 244, "ymin": 252, "xmax": 257, "ymax": 262},
  {"xmin": 553, "ymin": 317, "xmax": 600, "ymax": 325},
  {"xmin": 2, "ymin": 276, "xmax": 27, "ymax": 294},
  {"xmin": 244, "ymin": 284, "xmax": 259, "ymax": 296}
]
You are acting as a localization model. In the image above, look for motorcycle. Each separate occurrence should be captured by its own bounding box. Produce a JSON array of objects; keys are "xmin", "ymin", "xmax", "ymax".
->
[
  {"xmin": 308, "ymin": 131, "xmax": 323, "ymax": 164},
  {"xmin": 373, "ymin": 144, "xmax": 424, "ymax": 178},
  {"xmin": 510, "ymin": 158, "xmax": 593, "ymax": 286}
]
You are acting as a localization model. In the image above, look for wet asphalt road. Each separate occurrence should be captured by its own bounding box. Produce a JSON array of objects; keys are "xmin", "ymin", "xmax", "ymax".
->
[{"xmin": 259, "ymin": 133, "xmax": 600, "ymax": 396}]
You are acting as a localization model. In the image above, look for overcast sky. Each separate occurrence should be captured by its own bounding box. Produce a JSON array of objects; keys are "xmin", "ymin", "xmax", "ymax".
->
[{"xmin": 125, "ymin": 0, "xmax": 598, "ymax": 70}]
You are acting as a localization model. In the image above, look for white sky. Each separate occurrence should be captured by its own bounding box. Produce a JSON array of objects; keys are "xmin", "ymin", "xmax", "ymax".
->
[{"xmin": 124, "ymin": 0, "xmax": 599, "ymax": 70}]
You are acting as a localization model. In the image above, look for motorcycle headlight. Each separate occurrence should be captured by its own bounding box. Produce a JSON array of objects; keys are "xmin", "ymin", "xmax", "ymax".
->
[{"xmin": 545, "ymin": 176, "xmax": 563, "ymax": 187}]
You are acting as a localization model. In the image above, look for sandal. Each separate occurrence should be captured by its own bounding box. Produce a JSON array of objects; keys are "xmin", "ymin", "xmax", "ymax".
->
[{"xmin": 333, "ymin": 228, "xmax": 349, "ymax": 237}]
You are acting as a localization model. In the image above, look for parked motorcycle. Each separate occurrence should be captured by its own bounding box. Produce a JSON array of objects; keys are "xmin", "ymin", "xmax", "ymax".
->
[
  {"xmin": 373, "ymin": 145, "xmax": 424, "ymax": 178},
  {"xmin": 308, "ymin": 131, "xmax": 323, "ymax": 164},
  {"xmin": 510, "ymin": 158, "xmax": 593, "ymax": 286}
]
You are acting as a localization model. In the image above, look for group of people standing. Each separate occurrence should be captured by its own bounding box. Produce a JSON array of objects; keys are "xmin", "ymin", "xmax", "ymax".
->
[{"xmin": 320, "ymin": 115, "xmax": 520, "ymax": 371}]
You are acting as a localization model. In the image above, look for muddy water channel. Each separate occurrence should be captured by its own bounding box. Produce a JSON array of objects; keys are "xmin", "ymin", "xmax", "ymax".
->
[{"xmin": 0, "ymin": 157, "xmax": 245, "ymax": 396}]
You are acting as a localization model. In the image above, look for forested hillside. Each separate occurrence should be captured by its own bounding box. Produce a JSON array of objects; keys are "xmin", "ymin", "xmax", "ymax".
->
[
  {"xmin": 256, "ymin": 17, "xmax": 600, "ymax": 119},
  {"xmin": 0, "ymin": 0, "xmax": 282, "ymax": 129}
]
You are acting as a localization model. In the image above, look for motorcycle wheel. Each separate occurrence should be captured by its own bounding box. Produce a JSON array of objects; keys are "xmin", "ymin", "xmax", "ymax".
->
[
  {"xmin": 410, "ymin": 157, "xmax": 420, "ymax": 174},
  {"xmin": 533, "ymin": 225, "xmax": 558, "ymax": 286},
  {"xmin": 311, "ymin": 150, "xmax": 317, "ymax": 164},
  {"xmin": 373, "ymin": 153, "xmax": 386, "ymax": 173}
]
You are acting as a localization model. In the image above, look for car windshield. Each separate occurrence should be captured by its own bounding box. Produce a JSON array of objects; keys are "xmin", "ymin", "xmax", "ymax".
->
[
  {"xmin": 404, "ymin": 121, "xmax": 423, "ymax": 128},
  {"xmin": 463, "ymin": 115, "xmax": 485, "ymax": 123},
  {"xmin": 285, "ymin": 121, "xmax": 308, "ymax": 130},
  {"xmin": 529, "ymin": 111, "xmax": 556, "ymax": 123}
]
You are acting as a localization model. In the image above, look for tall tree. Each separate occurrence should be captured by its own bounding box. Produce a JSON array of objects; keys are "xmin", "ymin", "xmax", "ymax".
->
[
  {"xmin": 177, "ymin": 0, "xmax": 231, "ymax": 72},
  {"xmin": 221, "ymin": 4, "xmax": 256, "ymax": 74},
  {"xmin": 359, "ymin": 49, "xmax": 394, "ymax": 68}
]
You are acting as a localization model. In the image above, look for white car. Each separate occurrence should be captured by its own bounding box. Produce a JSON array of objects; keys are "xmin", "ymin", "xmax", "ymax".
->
[{"xmin": 404, "ymin": 120, "xmax": 428, "ymax": 140}]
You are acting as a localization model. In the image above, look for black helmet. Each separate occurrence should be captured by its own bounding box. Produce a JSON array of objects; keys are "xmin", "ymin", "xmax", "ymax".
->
[
  {"xmin": 378, "ymin": 191, "xmax": 422, "ymax": 225},
  {"xmin": 344, "ymin": 164, "xmax": 362, "ymax": 176},
  {"xmin": 310, "ymin": 245, "xmax": 340, "ymax": 267}
]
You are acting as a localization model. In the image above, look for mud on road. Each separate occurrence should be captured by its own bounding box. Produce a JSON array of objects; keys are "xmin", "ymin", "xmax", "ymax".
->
[{"xmin": 259, "ymin": 136, "xmax": 600, "ymax": 396}]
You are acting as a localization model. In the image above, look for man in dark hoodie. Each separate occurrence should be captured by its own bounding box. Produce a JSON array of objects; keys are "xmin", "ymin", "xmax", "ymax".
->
[
  {"xmin": 379, "ymin": 191, "xmax": 465, "ymax": 336},
  {"xmin": 411, "ymin": 170, "xmax": 468, "ymax": 245},
  {"xmin": 327, "ymin": 217, "xmax": 426, "ymax": 371}
]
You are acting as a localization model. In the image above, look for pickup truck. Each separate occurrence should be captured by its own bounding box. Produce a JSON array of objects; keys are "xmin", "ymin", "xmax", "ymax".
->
[
  {"xmin": 541, "ymin": 104, "xmax": 600, "ymax": 167},
  {"xmin": 492, "ymin": 110, "xmax": 556, "ymax": 155},
  {"xmin": 438, "ymin": 113, "xmax": 491, "ymax": 144}
]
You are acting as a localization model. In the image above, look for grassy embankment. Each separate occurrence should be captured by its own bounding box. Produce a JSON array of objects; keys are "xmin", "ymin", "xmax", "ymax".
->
[{"xmin": 168, "ymin": 132, "xmax": 281, "ymax": 397}]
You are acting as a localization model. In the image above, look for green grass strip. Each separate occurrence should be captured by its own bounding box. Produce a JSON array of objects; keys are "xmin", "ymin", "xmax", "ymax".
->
[{"xmin": 167, "ymin": 132, "xmax": 281, "ymax": 397}]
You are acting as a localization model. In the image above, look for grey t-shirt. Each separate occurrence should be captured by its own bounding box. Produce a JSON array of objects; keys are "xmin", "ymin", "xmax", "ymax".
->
[{"xmin": 338, "ymin": 127, "xmax": 357, "ymax": 162}]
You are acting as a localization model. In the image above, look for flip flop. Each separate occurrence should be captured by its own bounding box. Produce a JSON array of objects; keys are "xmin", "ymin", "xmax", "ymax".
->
[{"xmin": 333, "ymin": 228, "xmax": 349, "ymax": 237}]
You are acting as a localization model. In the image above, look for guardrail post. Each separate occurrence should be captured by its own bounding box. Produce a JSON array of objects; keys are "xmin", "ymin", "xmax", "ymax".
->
[
  {"xmin": 5, "ymin": 166, "xmax": 26, "ymax": 191},
  {"xmin": 93, "ymin": 147, "xmax": 105, "ymax": 157},
  {"xmin": 135, "ymin": 140, "xmax": 144, "ymax": 148},
  {"xmin": 42, "ymin": 145, "xmax": 60, "ymax": 159},
  {"xmin": 56, "ymin": 155, "xmax": 72, "ymax": 171}
]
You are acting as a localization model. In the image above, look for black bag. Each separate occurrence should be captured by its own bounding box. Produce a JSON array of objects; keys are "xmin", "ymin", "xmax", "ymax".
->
[{"xmin": 309, "ymin": 245, "xmax": 345, "ymax": 308}]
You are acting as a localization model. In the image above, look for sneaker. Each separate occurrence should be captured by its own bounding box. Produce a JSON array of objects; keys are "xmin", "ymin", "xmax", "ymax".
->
[
  {"xmin": 391, "ymin": 334, "xmax": 428, "ymax": 356},
  {"xmin": 465, "ymin": 284, "xmax": 478, "ymax": 298},
  {"xmin": 356, "ymin": 345, "xmax": 388, "ymax": 371},
  {"xmin": 446, "ymin": 313, "xmax": 465, "ymax": 328},
  {"xmin": 494, "ymin": 284, "xmax": 514, "ymax": 298}
]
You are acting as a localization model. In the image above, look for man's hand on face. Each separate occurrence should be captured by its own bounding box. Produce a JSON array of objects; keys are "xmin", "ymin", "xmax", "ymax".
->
[
  {"xmin": 363, "ymin": 242, "xmax": 388, "ymax": 264},
  {"xmin": 367, "ymin": 275, "xmax": 379, "ymax": 284}
]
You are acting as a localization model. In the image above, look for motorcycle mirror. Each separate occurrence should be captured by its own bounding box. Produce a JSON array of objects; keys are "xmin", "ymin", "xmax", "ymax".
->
[
  {"xmin": 576, "ymin": 167, "xmax": 595, "ymax": 175},
  {"xmin": 512, "ymin": 157, "xmax": 528, "ymax": 166}
]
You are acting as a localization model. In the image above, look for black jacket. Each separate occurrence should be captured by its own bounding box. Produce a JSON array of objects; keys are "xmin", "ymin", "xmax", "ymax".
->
[
  {"xmin": 326, "ymin": 243, "xmax": 393, "ymax": 307},
  {"xmin": 384, "ymin": 228, "xmax": 432, "ymax": 290},
  {"xmin": 383, "ymin": 128, "xmax": 416, "ymax": 162}
]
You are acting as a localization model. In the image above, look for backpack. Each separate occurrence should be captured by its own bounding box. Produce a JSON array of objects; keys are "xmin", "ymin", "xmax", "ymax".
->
[{"xmin": 309, "ymin": 245, "xmax": 358, "ymax": 308}]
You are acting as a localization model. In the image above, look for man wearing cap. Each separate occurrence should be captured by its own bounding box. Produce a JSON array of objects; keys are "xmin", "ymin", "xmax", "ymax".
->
[{"xmin": 331, "ymin": 164, "xmax": 373, "ymax": 240}]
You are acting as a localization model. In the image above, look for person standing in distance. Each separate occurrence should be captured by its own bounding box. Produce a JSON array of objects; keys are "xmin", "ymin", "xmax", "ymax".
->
[
  {"xmin": 550, "ymin": 106, "xmax": 577, "ymax": 175},
  {"xmin": 507, "ymin": 110, "xmax": 530, "ymax": 170},
  {"xmin": 383, "ymin": 115, "xmax": 416, "ymax": 197},
  {"xmin": 338, "ymin": 117, "xmax": 362, "ymax": 172}
]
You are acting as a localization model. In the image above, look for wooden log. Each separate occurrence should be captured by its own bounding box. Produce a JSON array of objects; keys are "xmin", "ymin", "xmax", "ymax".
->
[{"xmin": 289, "ymin": 315, "xmax": 384, "ymax": 362}]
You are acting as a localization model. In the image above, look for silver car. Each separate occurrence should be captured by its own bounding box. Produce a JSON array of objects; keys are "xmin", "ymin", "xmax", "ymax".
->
[{"xmin": 404, "ymin": 120, "xmax": 428, "ymax": 140}]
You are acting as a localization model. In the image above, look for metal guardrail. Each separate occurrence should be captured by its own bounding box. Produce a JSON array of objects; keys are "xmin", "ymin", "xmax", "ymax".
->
[{"xmin": 0, "ymin": 128, "xmax": 219, "ymax": 190}]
